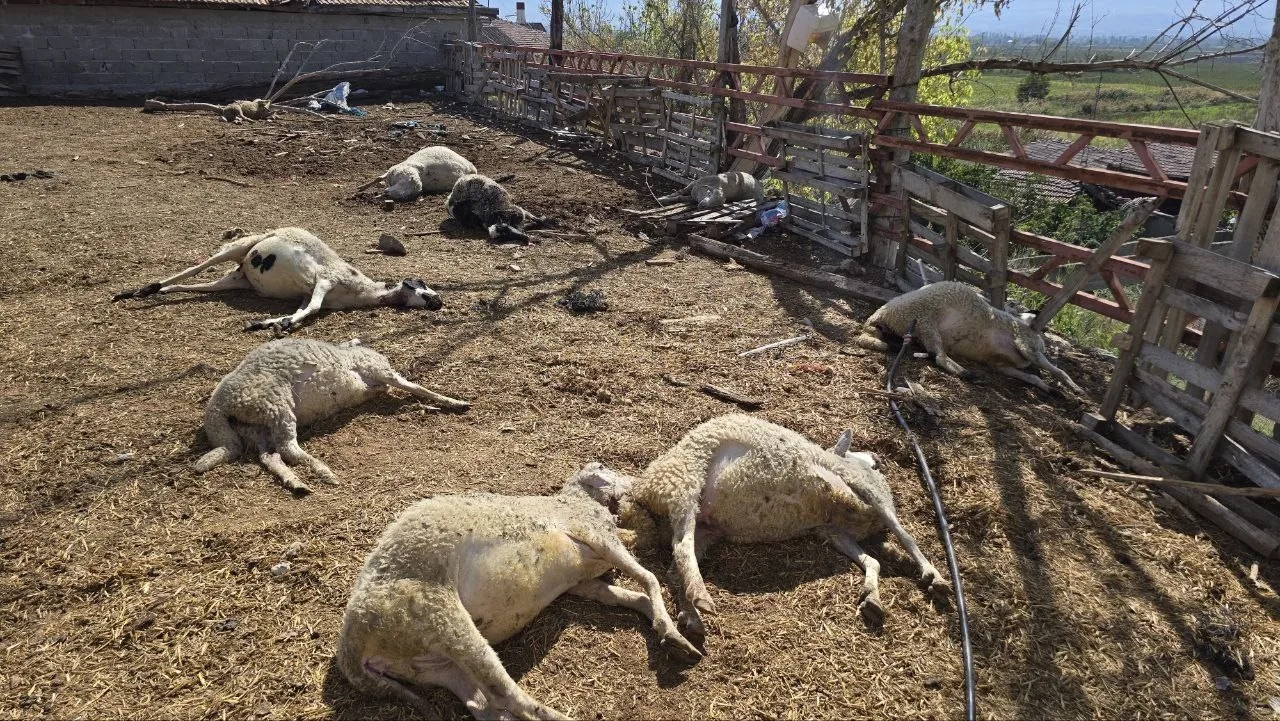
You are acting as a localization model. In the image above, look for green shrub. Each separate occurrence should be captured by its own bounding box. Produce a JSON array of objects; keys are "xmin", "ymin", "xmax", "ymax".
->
[{"xmin": 1016, "ymin": 73, "xmax": 1050, "ymax": 102}]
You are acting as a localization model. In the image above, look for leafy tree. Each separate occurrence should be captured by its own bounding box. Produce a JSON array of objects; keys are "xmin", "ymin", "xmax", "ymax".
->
[{"xmin": 1015, "ymin": 72, "xmax": 1050, "ymax": 102}]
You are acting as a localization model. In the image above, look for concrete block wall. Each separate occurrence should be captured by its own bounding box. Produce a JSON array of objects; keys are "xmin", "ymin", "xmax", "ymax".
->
[{"xmin": 0, "ymin": 5, "xmax": 469, "ymax": 98}]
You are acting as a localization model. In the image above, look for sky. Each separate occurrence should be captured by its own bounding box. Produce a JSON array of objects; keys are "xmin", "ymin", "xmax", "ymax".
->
[{"xmin": 481, "ymin": 0, "xmax": 1276, "ymax": 40}]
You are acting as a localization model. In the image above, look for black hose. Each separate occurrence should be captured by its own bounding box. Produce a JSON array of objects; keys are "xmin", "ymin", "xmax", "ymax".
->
[{"xmin": 886, "ymin": 320, "xmax": 977, "ymax": 721}]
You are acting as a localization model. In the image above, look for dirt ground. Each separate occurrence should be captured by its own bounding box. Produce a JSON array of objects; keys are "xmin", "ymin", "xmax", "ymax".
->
[{"xmin": 1, "ymin": 99, "xmax": 1278, "ymax": 721}]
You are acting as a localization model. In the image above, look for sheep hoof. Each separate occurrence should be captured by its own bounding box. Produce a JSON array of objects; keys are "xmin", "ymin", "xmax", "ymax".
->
[
  {"xmin": 959, "ymin": 370, "xmax": 978, "ymax": 383},
  {"xmin": 113, "ymin": 282, "xmax": 161, "ymax": 301},
  {"xmin": 676, "ymin": 610, "xmax": 706, "ymax": 646},
  {"xmin": 660, "ymin": 631, "xmax": 704, "ymax": 661},
  {"xmin": 858, "ymin": 594, "xmax": 885, "ymax": 626}
]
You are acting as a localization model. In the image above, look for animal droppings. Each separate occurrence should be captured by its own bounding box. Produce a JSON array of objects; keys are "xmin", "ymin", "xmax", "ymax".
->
[{"xmin": 560, "ymin": 290, "xmax": 609, "ymax": 313}]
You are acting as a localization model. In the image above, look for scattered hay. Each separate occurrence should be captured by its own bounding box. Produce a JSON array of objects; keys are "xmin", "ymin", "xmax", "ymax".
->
[{"xmin": 0, "ymin": 101, "xmax": 1277, "ymax": 720}]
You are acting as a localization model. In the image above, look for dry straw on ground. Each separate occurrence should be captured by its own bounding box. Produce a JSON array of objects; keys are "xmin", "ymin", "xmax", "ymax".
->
[{"xmin": 0, "ymin": 102, "xmax": 1277, "ymax": 720}]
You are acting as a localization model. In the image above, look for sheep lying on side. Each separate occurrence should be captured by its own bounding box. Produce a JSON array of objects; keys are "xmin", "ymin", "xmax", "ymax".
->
[
  {"xmin": 112, "ymin": 227, "xmax": 446, "ymax": 333},
  {"xmin": 337, "ymin": 462, "xmax": 700, "ymax": 720},
  {"xmin": 855, "ymin": 280, "xmax": 1084, "ymax": 395},
  {"xmin": 446, "ymin": 173, "xmax": 552, "ymax": 244},
  {"xmin": 602, "ymin": 414, "xmax": 947, "ymax": 641},
  {"xmin": 656, "ymin": 171, "xmax": 763, "ymax": 209},
  {"xmin": 380, "ymin": 146, "xmax": 477, "ymax": 201},
  {"xmin": 197, "ymin": 338, "xmax": 468, "ymax": 494}
]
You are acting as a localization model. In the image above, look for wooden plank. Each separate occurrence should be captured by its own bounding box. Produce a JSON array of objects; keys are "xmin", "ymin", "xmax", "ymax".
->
[
  {"xmin": 761, "ymin": 123, "xmax": 861, "ymax": 151},
  {"xmin": 688, "ymin": 234, "xmax": 895, "ymax": 304},
  {"xmin": 656, "ymin": 129, "xmax": 713, "ymax": 151},
  {"xmin": 1134, "ymin": 340, "xmax": 1221, "ymax": 391},
  {"xmin": 1187, "ymin": 290, "xmax": 1280, "ymax": 475},
  {"xmin": 1219, "ymin": 436, "xmax": 1280, "ymax": 491},
  {"xmin": 1234, "ymin": 125, "xmax": 1280, "ymax": 162},
  {"xmin": 1228, "ymin": 157, "xmax": 1280, "ymax": 261},
  {"xmin": 988, "ymin": 207, "xmax": 1010, "ymax": 309},
  {"xmin": 1100, "ymin": 239, "xmax": 1176, "ymax": 419},
  {"xmin": 773, "ymin": 168, "xmax": 860, "ymax": 198},
  {"xmin": 897, "ymin": 168, "xmax": 997, "ymax": 228},
  {"xmin": 1161, "ymin": 286, "xmax": 1248, "ymax": 331},
  {"xmin": 1153, "ymin": 238, "xmax": 1280, "ymax": 300},
  {"xmin": 787, "ymin": 154, "xmax": 867, "ymax": 184},
  {"xmin": 1032, "ymin": 197, "xmax": 1157, "ymax": 332},
  {"xmin": 788, "ymin": 194, "xmax": 861, "ymax": 223}
]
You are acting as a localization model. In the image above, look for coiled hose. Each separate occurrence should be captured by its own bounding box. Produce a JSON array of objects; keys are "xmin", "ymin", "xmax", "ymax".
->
[{"xmin": 885, "ymin": 320, "xmax": 977, "ymax": 721}]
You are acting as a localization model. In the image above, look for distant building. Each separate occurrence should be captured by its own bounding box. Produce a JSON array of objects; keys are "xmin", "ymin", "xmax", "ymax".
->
[
  {"xmin": 479, "ymin": 2, "xmax": 550, "ymax": 47},
  {"xmin": 0, "ymin": 0, "xmax": 499, "ymax": 98}
]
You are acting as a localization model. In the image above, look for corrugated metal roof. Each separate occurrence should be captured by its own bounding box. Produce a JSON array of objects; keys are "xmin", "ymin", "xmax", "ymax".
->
[{"xmin": 479, "ymin": 17, "xmax": 549, "ymax": 47}]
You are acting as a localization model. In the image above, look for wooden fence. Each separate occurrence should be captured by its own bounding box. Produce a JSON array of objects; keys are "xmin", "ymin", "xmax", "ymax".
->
[{"xmin": 446, "ymin": 41, "xmax": 1280, "ymax": 554}]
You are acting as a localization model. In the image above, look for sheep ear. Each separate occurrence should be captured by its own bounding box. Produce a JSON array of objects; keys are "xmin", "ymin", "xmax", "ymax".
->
[{"xmin": 830, "ymin": 429, "xmax": 853, "ymax": 456}]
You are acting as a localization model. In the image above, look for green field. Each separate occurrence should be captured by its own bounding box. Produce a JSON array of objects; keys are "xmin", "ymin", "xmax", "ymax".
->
[{"xmin": 962, "ymin": 60, "xmax": 1261, "ymax": 128}]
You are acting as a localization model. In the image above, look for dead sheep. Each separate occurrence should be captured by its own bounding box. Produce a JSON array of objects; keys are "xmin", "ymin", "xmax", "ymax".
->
[
  {"xmin": 855, "ymin": 280, "xmax": 1084, "ymax": 395},
  {"xmin": 196, "ymin": 338, "xmax": 468, "ymax": 494},
  {"xmin": 600, "ymin": 414, "xmax": 947, "ymax": 642},
  {"xmin": 336, "ymin": 462, "xmax": 699, "ymax": 720},
  {"xmin": 656, "ymin": 171, "xmax": 764, "ymax": 209},
  {"xmin": 379, "ymin": 146, "xmax": 477, "ymax": 201},
  {"xmin": 446, "ymin": 173, "xmax": 552, "ymax": 244},
  {"xmin": 112, "ymin": 227, "xmax": 446, "ymax": 333}
]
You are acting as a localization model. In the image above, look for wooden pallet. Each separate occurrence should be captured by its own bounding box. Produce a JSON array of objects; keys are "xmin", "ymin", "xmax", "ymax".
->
[
  {"xmin": 637, "ymin": 199, "xmax": 760, "ymax": 237},
  {"xmin": 0, "ymin": 48, "xmax": 27, "ymax": 98}
]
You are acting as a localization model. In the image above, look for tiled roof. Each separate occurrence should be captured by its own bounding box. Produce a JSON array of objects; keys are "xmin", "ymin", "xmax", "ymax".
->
[
  {"xmin": 992, "ymin": 138, "xmax": 1202, "ymax": 203},
  {"xmin": 479, "ymin": 17, "xmax": 550, "ymax": 47}
]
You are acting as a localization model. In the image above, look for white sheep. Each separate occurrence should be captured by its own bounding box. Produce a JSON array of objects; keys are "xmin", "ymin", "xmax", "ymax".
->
[
  {"xmin": 378, "ymin": 146, "xmax": 477, "ymax": 201},
  {"xmin": 196, "ymin": 338, "xmax": 468, "ymax": 494},
  {"xmin": 656, "ymin": 171, "xmax": 764, "ymax": 209},
  {"xmin": 598, "ymin": 414, "xmax": 947, "ymax": 641},
  {"xmin": 855, "ymin": 280, "xmax": 1084, "ymax": 395},
  {"xmin": 112, "ymin": 227, "xmax": 445, "ymax": 333},
  {"xmin": 446, "ymin": 173, "xmax": 551, "ymax": 244},
  {"xmin": 337, "ymin": 462, "xmax": 700, "ymax": 720}
]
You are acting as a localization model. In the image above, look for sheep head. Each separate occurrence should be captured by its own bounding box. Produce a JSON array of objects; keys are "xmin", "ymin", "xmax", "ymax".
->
[
  {"xmin": 564, "ymin": 461, "xmax": 635, "ymax": 514},
  {"xmin": 389, "ymin": 279, "xmax": 443, "ymax": 311},
  {"xmin": 828, "ymin": 429, "xmax": 878, "ymax": 470}
]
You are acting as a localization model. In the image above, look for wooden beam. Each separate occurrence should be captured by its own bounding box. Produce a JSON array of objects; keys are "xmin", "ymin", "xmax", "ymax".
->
[
  {"xmin": 1031, "ymin": 197, "xmax": 1158, "ymax": 332},
  {"xmin": 687, "ymin": 234, "xmax": 896, "ymax": 304}
]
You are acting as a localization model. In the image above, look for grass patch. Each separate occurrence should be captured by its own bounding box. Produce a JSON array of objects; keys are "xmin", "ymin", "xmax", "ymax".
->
[{"xmin": 963, "ymin": 61, "xmax": 1259, "ymax": 128}]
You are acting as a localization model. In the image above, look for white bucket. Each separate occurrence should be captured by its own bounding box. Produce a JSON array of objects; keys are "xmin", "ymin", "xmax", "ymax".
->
[{"xmin": 786, "ymin": 3, "xmax": 840, "ymax": 52}]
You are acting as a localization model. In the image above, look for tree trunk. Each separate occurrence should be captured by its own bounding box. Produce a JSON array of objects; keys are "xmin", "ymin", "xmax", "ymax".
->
[
  {"xmin": 550, "ymin": 0, "xmax": 565, "ymax": 52},
  {"xmin": 887, "ymin": 0, "xmax": 939, "ymax": 157},
  {"xmin": 1256, "ymin": 2, "xmax": 1280, "ymax": 131}
]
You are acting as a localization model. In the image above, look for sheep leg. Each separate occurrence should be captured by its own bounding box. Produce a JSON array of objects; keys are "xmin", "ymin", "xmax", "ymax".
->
[
  {"xmin": 429, "ymin": 597, "xmax": 570, "ymax": 721},
  {"xmin": 245, "ymin": 279, "xmax": 332, "ymax": 333},
  {"xmin": 1034, "ymin": 351, "xmax": 1085, "ymax": 395},
  {"xmin": 257, "ymin": 450, "xmax": 312, "ymax": 495},
  {"xmin": 667, "ymin": 524, "xmax": 722, "ymax": 644},
  {"xmin": 915, "ymin": 320, "xmax": 972, "ymax": 379},
  {"xmin": 112, "ymin": 236, "xmax": 259, "ymax": 300},
  {"xmin": 878, "ymin": 510, "xmax": 949, "ymax": 597},
  {"xmin": 380, "ymin": 373, "xmax": 472, "ymax": 411},
  {"xmin": 194, "ymin": 412, "xmax": 242, "ymax": 473},
  {"xmin": 271, "ymin": 417, "xmax": 338, "ymax": 484},
  {"xmin": 398, "ymin": 659, "xmax": 512, "ymax": 721},
  {"xmin": 816, "ymin": 526, "xmax": 884, "ymax": 624},
  {"xmin": 158, "ymin": 270, "xmax": 253, "ymax": 295},
  {"xmin": 668, "ymin": 508, "xmax": 716, "ymax": 640},
  {"xmin": 994, "ymin": 365, "xmax": 1052, "ymax": 393},
  {"xmin": 575, "ymin": 537, "xmax": 702, "ymax": 660}
]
